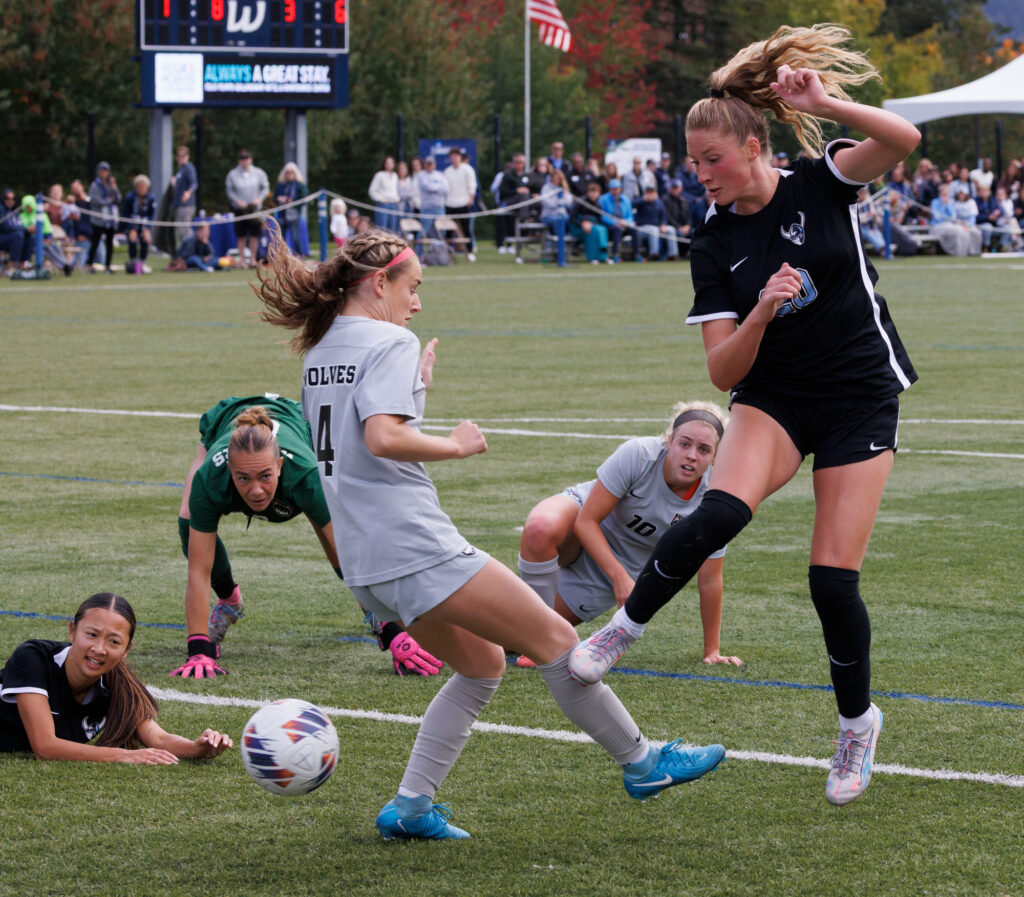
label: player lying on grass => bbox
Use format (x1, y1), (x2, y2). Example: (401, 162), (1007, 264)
(570, 24), (921, 808)
(518, 400), (741, 668)
(172, 396), (443, 679)
(0, 593), (232, 763)
(257, 228), (726, 842)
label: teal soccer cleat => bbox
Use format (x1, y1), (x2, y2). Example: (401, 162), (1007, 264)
(376, 800), (471, 841)
(623, 740), (726, 800)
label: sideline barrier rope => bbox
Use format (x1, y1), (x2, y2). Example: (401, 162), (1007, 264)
(27, 181), (1023, 268)
(63, 188), (326, 230)
(863, 183), (1021, 239)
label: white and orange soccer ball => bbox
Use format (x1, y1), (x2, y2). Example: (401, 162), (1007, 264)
(240, 699), (339, 796)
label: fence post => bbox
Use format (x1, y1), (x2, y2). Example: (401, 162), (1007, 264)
(318, 191), (328, 261)
(35, 192), (45, 272)
(883, 200), (892, 261)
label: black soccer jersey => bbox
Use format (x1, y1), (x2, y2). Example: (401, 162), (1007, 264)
(687, 140), (917, 399)
(0, 640), (110, 752)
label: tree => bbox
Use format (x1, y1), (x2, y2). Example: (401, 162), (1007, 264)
(879, 0), (976, 39)
(0, 0), (147, 192)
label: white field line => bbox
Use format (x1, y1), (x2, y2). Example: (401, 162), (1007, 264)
(0, 404), (200, 419)
(4, 405), (1022, 428)
(423, 425), (635, 441)
(150, 687), (1024, 789)
(8, 259), (1024, 293)
(3, 406), (1024, 458)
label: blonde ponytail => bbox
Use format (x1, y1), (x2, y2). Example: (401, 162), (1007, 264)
(688, 24), (879, 157)
(256, 227), (412, 353)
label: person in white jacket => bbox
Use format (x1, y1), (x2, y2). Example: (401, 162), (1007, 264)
(443, 148), (478, 259)
(368, 157), (401, 234)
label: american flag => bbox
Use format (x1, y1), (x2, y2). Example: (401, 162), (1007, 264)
(528, 0), (572, 52)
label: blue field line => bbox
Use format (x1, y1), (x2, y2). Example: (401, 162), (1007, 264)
(935, 344), (1024, 351)
(1, 314), (239, 328)
(0, 609), (184, 630)
(607, 665), (1024, 711)
(6, 612), (1020, 711)
(337, 635), (378, 646)
(0, 471), (183, 488)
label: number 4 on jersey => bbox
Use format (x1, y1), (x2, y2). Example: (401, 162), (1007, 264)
(316, 405), (335, 476)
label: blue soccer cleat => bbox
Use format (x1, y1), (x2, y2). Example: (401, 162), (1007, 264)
(623, 739), (726, 800)
(375, 799), (471, 841)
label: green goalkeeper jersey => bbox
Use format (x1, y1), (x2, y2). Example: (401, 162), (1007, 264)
(188, 395), (331, 533)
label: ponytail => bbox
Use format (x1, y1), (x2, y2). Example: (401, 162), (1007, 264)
(255, 226), (412, 353)
(95, 660), (159, 749)
(688, 24), (879, 157)
(73, 593), (159, 749)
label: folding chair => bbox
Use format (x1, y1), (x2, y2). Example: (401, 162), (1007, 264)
(399, 218), (429, 256)
(434, 217), (473, 262)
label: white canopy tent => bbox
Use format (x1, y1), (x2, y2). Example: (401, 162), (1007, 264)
(882, 55), (1024, 124)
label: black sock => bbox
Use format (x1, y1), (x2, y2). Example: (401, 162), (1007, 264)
(809, 565), (871, 718)
(210, 567), (238, 602)
(624, 490), (752, 624)
(178, 516), (236, 599)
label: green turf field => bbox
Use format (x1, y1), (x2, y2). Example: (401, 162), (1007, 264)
(1, 252), (1022, 897)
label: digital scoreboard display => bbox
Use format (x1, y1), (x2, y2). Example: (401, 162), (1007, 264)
(138, 0), (348, 107)
(140, 0), (348, 54)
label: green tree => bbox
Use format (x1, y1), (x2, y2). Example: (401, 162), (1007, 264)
(879, 0), (976, 39)
(0, 0), (147, 192)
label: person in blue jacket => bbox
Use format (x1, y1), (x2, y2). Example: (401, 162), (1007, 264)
(122, 175), (157, 275)
(597, 178), (634, 264)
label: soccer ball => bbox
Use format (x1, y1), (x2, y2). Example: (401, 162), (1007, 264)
(240, 699), (339, 796)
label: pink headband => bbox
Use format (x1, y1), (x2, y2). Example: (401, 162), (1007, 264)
(347, 246), (416, 287)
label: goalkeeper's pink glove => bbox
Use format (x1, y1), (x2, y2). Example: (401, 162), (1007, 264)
(389, 634), (444, 676)
(170, 636), (227, 678)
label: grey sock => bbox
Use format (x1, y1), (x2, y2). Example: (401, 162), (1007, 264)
(399, 673), (501, 798)
(538, 649), (649, 767)
(394, 792), (433, 818)
(517, 554), (559, 608)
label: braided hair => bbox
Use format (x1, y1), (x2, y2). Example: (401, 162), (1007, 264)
(255, 226), (412, 352)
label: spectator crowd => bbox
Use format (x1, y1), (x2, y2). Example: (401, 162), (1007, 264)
(365, 142), (1024, 265)
(5, 143), (1024, 278)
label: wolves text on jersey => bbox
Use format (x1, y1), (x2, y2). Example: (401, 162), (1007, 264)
(305, 364), (357, 387)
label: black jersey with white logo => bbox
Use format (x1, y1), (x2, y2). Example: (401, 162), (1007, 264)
(687, 140), (917, 399)
(0, 640), (110, 752)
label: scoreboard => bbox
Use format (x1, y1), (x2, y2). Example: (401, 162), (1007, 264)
(138, 0), (349, 107)
(139, 0), (348, 54)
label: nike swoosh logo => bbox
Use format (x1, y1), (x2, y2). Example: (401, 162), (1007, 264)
(829, 655), (858, 667)
(635, 730), (643, 743)
(632, 773), (674, 789)
(627, 489), (641, 498)
(654, 560), (684, 580)
(869, 442), (889, 451)
(730, 257), (748, 272)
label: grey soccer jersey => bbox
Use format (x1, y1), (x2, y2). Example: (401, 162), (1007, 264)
(302, 317), (468, 587)
(559, 437), (725, 618)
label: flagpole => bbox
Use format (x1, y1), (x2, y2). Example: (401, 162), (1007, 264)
(524, 1), (531, 163)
